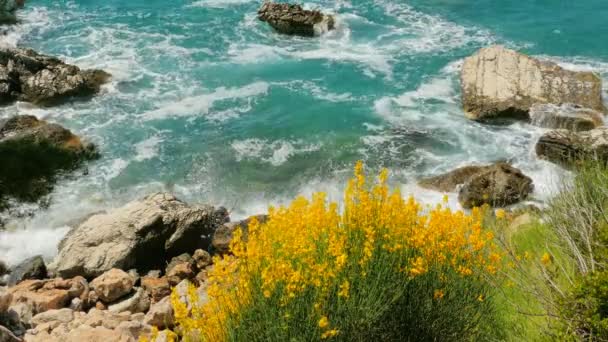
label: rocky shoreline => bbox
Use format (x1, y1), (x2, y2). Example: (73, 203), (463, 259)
(0, 2), (606, 342)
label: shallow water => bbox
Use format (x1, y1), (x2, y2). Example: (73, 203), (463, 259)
(1, 0), (606, 264)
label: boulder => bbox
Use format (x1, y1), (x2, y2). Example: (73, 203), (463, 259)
(419, 162), (533, 208)
(166, 262), (194, 287)
(529, 103), (604, 132)
(536, 127), (608, 166)
(212, 215), (268, 255)
(0, 48), (110, 106)
(31, 308), (74, 327)
(0, 0), (25, 25)
(51, 193), (229, 278)
(0, 325), (20, 342)
(89, 269), (134, 304)
(143, 296), (173, 330)
(0, 115), (98, 206)
(192, 249), (211, 271)
(0, 287), (12, 313)
(9, 280), (70, 314)
(107, 288), (150, 314)
(258, 2), (334, 37)
(24, 325), (134, 342)
(140, 277), (170, 304)
(458, 163), (534, 209)
(0, 261), (8, 277)
(461, 45), (605, 121)
(8, 255), (47, 286)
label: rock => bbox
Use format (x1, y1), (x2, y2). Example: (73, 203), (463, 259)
(420, 162), (533, 208)
(212, 215), (268, 254)
(529, 103), (604, 132)
(89, 269), (134, 304)
(0, 115), (98, 206)
(192, 249), (211, 271)
(52, 193), (228, 279)
(536, 127), (608, 166)
(458, 163), (534, 209)
(116, 320), (150, 341)
(0, 0), (25, 25)
(0, 325), (20, 342)
(68, 298), (82, 312)
(9, 280), (69, 314)
(140, 277), (170, 304)
(7, 303), (33, 326)
(419, 166), (492, 193)
(258, 2), (334, 37)
(107, 288), (150, 314)
(24, 325), (134, 342)
(145, 270), (161, 279)
(143, 296), (173, 330)
(0, 287), (12, 313)
(0, 261), (8, 277)
(0, 48), (110, 106)
(461, 45), (605, 121)
(31, 308), (74, 327)
(166, 263), (194, 286)
(164, 253), (192, 275)
(8, 256), (47, 286)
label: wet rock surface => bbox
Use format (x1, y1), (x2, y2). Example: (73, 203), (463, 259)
(258, 2), (334, 37)
(0, 48), (110, 106)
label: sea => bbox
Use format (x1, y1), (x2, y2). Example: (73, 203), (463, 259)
(1, 0), (607, 265)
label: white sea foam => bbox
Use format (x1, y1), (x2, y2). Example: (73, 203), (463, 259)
(190, 0), (253, 9)
(143, 81), (269, 120)
(134, 136), (163, 162)
(232, 138), (322, 166)
(0, 226), (70, 266)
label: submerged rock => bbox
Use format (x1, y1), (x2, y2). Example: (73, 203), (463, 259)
(536, 127), (608, 166)
(419, 162), (534, 208)
(51, 193), (228, 279)
(461, 45), (605, 121)
(0, 115), (98, 206)
(258, 2), (334, 37)
(529, 103), (604, 131)
(0, 48), (110, 106)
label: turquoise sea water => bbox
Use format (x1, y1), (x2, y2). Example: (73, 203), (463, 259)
(1, 0), (607, 264)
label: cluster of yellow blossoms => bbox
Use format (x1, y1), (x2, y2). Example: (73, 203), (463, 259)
(172, 162), (501, 341)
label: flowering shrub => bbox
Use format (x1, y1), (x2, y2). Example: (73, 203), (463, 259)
(172, 162), (503, 341)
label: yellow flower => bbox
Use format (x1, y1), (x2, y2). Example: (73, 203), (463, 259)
(541, 252), (552, 265)
(318, 316), (330, 329)
(338, 280), (350, 298)
(495, 209), (506, 219)
(477, 294), (485, 302)
(433, 289), (445, 300)
(321, 329), (339, 339)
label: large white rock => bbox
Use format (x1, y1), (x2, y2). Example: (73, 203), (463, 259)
(51, 193), (228, 278)
(461, 45), (605, 121)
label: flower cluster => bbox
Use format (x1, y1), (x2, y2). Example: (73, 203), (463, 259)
(172, 162), (501, 341)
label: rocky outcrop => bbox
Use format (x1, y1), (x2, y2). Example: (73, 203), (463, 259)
(536, 127), (608, 166)
(0, 0), (25, 25)
(212, 215), (268, 254)
(461, 45), (605, 121)
(529, 104), (604, 132)
(89, 269), (134, 304)
(0, 48), (110, 106)
(7, 256), (47, 286)
(51, 193), (228, 279)
(0, 115), (98, 206)
(258, 2), (334, 37)
(419, 162), (534, 208)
